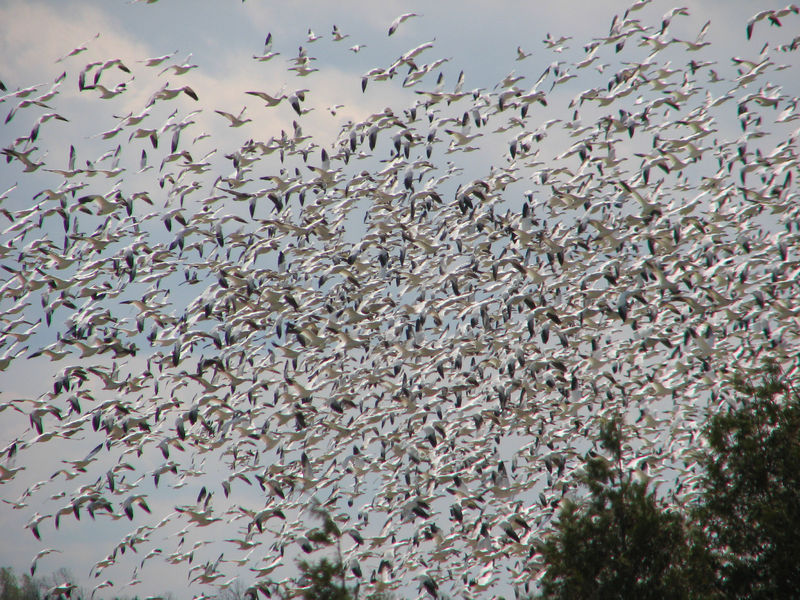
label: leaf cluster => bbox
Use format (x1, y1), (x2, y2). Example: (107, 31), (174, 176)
(0, 568), (40, 600)
(696, 365), (800, 598)
(536, 418), (715, 600)
(536, 365), (800, 599)
(294, 559), (352, 600)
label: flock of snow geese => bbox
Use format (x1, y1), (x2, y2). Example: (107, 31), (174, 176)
(1, 1), (800, 598)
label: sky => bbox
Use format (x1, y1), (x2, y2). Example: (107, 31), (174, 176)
(1, 1), (799, 599)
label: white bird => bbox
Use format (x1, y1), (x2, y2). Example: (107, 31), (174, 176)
(287, 90), (308, 115)
(140, 51), (178, 66)
(214, 107), (252, 127)
(389, 12), (419, 36)
(746, 5), (799, 40)
(159, 53), (197, 76)
(254, 33), (279, 61)
(55, 32), (100, 62)
(331, 24), (349, 41)
(245, 89), (286, 107)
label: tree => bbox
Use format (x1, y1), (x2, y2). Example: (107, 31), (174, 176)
(293, 559), (352, 600)
(535, 417), (716, 599)
(0, 568), (40, 600)
(695, 363), (800, 598)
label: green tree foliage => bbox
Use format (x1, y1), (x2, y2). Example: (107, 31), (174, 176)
(294, 559), (352, 600)
(0, 566), (157, 600)
(695, 364), (800, 598)
(0, 568), (40, 600)
(535, 417), (715, 599)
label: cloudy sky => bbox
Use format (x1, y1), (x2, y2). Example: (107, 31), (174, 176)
(1, 0), (799, 598)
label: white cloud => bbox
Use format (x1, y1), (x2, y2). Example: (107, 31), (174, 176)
(0, 1), (152, 85)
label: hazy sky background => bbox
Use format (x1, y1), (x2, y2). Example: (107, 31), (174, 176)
(1, 1), (799, 598)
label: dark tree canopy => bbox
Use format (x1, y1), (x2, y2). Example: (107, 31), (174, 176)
(536, 366), (800, 599)
(535, 417), (715, 600)
(0, 568), (40, 600)
(696, 364), (800, 598)
(293, 559), (352, 600)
